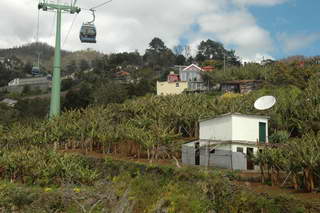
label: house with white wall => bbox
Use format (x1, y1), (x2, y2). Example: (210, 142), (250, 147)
(179, 64), (203, 82)
(7, 77), (51, 93)
(8, 77), (50, 87)
(182, 113), (269, 170)
(1, 98), (18, 107)
(157, 64), (209, 95)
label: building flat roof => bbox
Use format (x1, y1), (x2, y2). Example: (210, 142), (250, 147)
(222, 80), (263, 84)
(183, 139), (260, 147)
(199, 112), (270, 122)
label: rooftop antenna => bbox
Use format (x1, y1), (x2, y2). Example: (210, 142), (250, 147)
(254, 95), (276, 110)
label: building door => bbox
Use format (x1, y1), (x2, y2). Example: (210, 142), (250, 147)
(195, 142), (200, 165)
(259, 122), (266, 143)
(247, 148), (254, 170)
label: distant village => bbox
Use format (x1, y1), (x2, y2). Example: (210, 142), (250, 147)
(0, 60), (264, 107)
(157, 63), (261, 96)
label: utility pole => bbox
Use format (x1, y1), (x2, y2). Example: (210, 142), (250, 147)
(37, 53), (40, 68)
(38, 1), (80, 118)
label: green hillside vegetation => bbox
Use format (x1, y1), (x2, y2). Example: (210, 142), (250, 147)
(1, 76), (320, 189)
(1, 38), (320, 211)
(1, 150), (317, 212)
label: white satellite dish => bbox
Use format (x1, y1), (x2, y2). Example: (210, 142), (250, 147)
(254, 96), (276, 110)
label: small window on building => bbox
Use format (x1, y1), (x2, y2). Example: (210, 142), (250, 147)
(176, 83), (179, 87)
(236, 147), (244, 153)
(210, 149), (215, 154)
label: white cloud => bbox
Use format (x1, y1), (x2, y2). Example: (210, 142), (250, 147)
(197, 10), (274, 61)
(278, 32), (320, 52)
(241, 53), (274, 63)
(232, 0), (288, 7)
(0, 0), (285, 62)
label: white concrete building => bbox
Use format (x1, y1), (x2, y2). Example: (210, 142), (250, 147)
(182, 113), (269, 170)
(8, 77), (50, 87)
(200, 113), (269, 144)
(1, 98), (18, 107)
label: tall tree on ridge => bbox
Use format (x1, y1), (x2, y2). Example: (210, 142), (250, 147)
(143, 37), (175, 69)
(196, 39), (240, 67)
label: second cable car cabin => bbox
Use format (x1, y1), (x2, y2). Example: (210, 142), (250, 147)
(80, 23), (97, 43)
(31, 66), (40, 76)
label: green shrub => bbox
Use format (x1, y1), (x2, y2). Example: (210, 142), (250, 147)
(0, 183), (38, 210)
(0, 148), (100, 186)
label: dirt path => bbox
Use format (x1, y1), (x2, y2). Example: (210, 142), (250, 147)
(61, 149), (175, 166)
(236, 180), (320, 204)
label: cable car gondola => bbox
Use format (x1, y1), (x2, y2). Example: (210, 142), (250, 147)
(31, 66), (40, 76)
(80, 9), (97, 43)
(79, 1), (112, 44)
(31, 53), (41, 76)
(80, 23), (97, 43)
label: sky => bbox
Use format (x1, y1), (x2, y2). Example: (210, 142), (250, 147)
(0, 0), (319, 62)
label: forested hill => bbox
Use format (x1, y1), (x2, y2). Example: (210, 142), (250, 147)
(0, 42), (69, 61)
(0, 42), (103, 74)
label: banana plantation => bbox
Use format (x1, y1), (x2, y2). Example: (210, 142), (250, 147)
(1, 74), (320, 194)
(1, 58), (320, 211)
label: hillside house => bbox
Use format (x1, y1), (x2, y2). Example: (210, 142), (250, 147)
(202, 66), (215, 72)
(220, 80), (262, 94)
(1, 98), (18, 107)
(182, 113), (269, 170)
(114, 71), (132, 83)
(157, 71), (188, 95)
(167, 72), (180, 82)
(8, 77), (50, 87)
(7, 77), (51, 93)
(157, 64), (209, 95)
(179, 64), (203, 82)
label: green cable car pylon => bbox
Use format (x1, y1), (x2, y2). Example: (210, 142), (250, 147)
(38, 1), (81, 118)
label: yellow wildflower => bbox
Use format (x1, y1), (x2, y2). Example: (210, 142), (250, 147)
(44, 187), (52, 192)
(73, 187), (81, 193)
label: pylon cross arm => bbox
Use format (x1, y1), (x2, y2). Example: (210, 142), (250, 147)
(38, 3), (81, 14)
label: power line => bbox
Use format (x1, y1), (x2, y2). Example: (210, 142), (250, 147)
(33, 0), (41, 68)
(90, 0), (112, 10)
(72, 0), (78, 7)
(79, 0), (113, 11)
(36, 6), (41, 67)
(50, 12), (56, 37)
(62, 13), (78, 47)
(36, 2), (40, 43)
